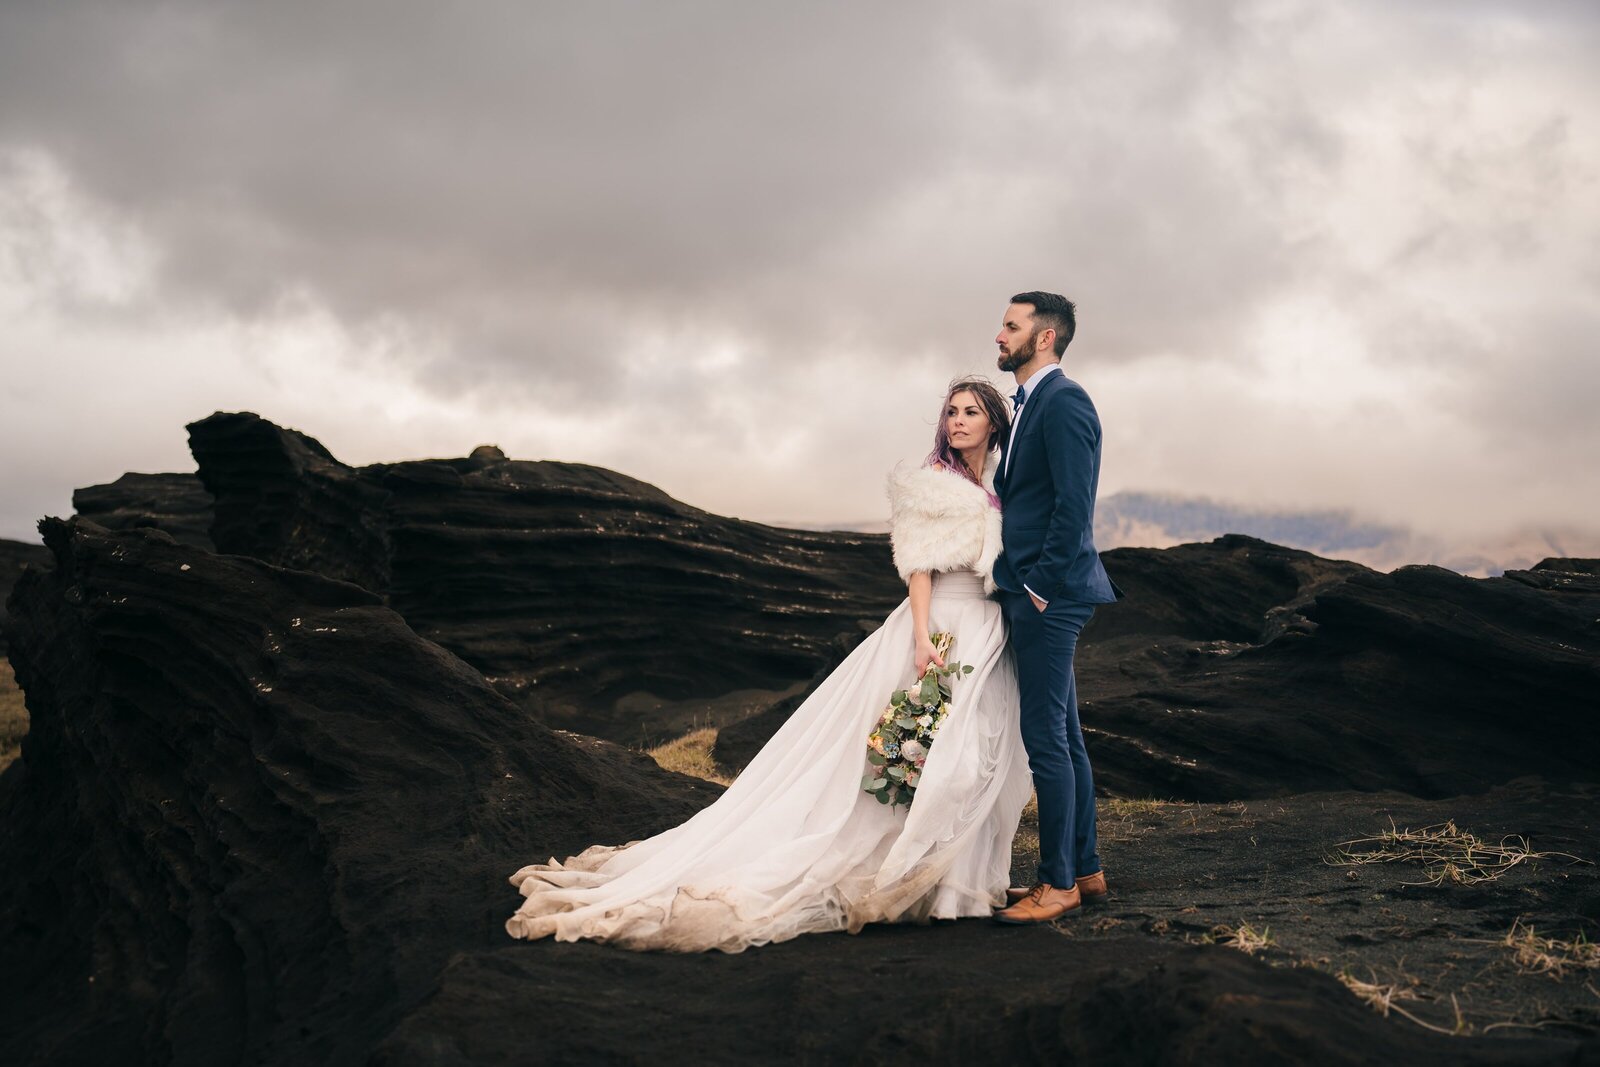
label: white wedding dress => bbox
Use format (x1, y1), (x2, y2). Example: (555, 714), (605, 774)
(506, 457), (1030, 953)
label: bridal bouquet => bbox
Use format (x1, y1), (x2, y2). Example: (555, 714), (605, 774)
(861, 631), (972, 809)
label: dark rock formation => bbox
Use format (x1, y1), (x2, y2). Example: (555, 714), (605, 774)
(1085, 535), (1370, 645)
(0, 537), (50, 653)
(1078, 553), (1600, 801)
(3, 522), (1593, 1062)
(71, 471), (216, 550)
(373, 923), (1578, 1065)
(716, 536), (1600, 803)
(188, 412), (393, 592)
(712, 627), (872, 772)
(0, 518), (717, 1065)
(185, 412), (906, 743)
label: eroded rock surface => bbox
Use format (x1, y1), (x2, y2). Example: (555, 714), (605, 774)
(185, 412), (906, 743)
(0, 518), (717, 1065)
(72, 471), (216, 550)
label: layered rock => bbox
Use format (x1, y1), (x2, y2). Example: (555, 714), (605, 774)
(716, 536), (1600, 802)
(1077, 552), (1600, 800)
(71, 471), (216, 550)
(185, 412), (906, 742)
(0, 518), (717, 1065)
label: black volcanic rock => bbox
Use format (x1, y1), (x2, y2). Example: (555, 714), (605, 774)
(373, 924), (1576, 1065)
(6, 521), (1585, 1064)
(0, 537), (50, 653)
(712, 627), (872, 772)
(714, 536), (1600, 803)
(1079, 557), (1600, 801)
(0, 518), (717, 1065)
(1087, 534), (1369, 645)
(188, 412), (393, 592)
(185, 412), (906, 742)
(71, 471), (216, 550)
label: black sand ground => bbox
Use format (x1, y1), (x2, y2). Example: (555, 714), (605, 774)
(1010, 778), (1600, 1039)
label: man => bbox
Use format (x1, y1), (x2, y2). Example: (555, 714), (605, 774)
(989, 290), (1122, 925)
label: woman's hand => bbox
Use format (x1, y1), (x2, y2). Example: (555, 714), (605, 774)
(914, 633), (946, 676)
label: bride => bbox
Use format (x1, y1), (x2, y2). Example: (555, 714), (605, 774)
(505, 377), (1031, 952)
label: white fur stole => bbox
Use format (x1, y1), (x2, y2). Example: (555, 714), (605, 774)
(885, 449), (1003, 594)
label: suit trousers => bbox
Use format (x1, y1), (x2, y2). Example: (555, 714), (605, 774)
(1003, 592), (1100, 887)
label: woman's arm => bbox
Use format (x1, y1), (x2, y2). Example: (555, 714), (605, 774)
(906, 571), (946, 674)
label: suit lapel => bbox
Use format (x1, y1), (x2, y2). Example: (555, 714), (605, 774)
(1003, 368), (1063, 486)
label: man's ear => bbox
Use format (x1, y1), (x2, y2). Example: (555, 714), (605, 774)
(1038, 327), (1055, 354)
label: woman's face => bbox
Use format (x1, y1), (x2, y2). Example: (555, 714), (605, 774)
(944, 390), (992, 453)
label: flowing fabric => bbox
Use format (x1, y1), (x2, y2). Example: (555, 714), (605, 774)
(505, 568), (1031, 953)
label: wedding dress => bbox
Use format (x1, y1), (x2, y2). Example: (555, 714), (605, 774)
(505, 450), (1031, 952)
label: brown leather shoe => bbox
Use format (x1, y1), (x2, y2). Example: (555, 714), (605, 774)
(1074, 870), (1109, 905)
(992, 882), (1082, 924)
(1004, 871), (1109, 906)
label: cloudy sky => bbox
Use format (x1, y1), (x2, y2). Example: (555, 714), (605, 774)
(1, 1), (1596, 547)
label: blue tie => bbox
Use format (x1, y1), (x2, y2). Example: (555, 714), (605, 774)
(1012, 386), (1026, 412)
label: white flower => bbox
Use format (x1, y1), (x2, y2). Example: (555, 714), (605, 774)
(916, 714), (933, 728)
(900, 740), (925, 762)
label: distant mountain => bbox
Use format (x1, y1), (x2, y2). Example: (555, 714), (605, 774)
(782, 491), (1600, 577)
(1094, 492), (1600, 577)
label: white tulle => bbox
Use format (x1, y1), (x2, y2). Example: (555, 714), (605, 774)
(505, 569), (1031, 953)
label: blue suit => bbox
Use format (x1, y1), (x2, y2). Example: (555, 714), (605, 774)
(994, 367), (1121, 888)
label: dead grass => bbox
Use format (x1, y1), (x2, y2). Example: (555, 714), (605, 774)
(0, 659), (26, 772)
(1211, 921), (1275, 956)
(1103, 797), (1172, 817)
(646, 727), (732, 786)
(1337, 967), (1469, 1036)
(1489, 919), (1600, 980)
(1327, 818), (1588, 887)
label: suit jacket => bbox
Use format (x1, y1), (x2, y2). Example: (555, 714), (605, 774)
(993, 369), (1121, 604)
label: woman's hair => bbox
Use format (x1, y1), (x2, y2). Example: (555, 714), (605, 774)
(927, 376), (1011, 488)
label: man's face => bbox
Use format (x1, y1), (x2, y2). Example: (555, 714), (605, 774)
(995, 303), (1039, 373)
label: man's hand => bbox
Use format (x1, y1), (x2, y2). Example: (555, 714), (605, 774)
(1029, 591), (1047, 613)
(914, 634), (946, 675)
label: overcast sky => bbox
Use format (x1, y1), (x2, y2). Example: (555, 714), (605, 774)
(2, 1), (1596, 546)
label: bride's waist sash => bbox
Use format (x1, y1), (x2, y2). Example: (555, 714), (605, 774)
(929, 569), (987, 601)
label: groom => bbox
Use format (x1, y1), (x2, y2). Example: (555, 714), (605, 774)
(989, 291), (1122, 925)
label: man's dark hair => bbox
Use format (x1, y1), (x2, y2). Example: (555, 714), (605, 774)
(1011, 291), (1076, 356)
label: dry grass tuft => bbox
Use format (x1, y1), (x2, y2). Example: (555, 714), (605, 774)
(646, 727), (732, 786)
(1327, 818), (1588, 887)
(1337, 968), (1469, 1036)
(1103, 797), (1171, 817)
(1213, 921), (1275, 955)
(0, 660), (27, 772)
(1492, 919), (1600, 979)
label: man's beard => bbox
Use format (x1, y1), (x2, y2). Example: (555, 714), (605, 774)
(996, 331), (1037, 373)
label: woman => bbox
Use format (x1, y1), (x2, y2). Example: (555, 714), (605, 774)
(505, 377), (1028, 952)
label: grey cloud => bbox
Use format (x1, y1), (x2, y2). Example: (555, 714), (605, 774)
(0, 0), (1596, 542)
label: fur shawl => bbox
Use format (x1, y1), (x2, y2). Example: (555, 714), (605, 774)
(885, 449), (1003, 594)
